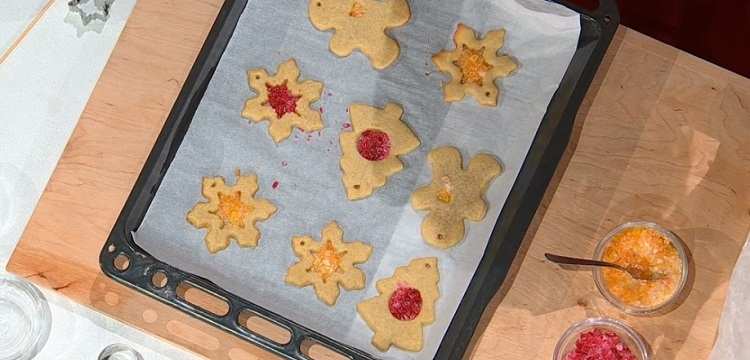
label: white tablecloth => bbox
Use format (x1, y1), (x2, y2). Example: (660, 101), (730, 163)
(0, 1), (197, 359)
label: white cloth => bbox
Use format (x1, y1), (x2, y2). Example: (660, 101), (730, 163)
(0, 1), (196, 359)
(710, 233), (750, 360)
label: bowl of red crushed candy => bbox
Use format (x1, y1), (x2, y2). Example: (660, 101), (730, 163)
(553, 318), (650, 360)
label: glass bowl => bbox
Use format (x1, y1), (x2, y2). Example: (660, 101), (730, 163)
(553, 317), (650, 360)
(593, 221), (690, 316)
(0, 272), (52, 360)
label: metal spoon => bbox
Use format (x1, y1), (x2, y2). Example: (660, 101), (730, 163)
(544, 253), (663, 281)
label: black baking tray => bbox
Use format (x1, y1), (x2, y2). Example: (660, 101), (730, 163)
(100, 0), (619, 358)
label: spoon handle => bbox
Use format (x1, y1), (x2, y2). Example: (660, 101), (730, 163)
(544, 253), (621, 269)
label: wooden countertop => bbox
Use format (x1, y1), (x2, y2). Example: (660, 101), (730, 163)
(8, 1), (750, 359)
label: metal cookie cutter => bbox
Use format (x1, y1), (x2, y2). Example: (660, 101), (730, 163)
(68, 0), (115, 26)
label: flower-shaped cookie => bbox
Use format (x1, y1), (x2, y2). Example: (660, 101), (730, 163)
(309, 0), (411, 69)
(357, 257), (439, 352)
(340, 102), (420, 200)
(432, 23), (518, 106)
(411, 147), (502, 248)
(187, 170), (277, 253)
(242, 59), (324, 143)
(285, 221), (373, 305)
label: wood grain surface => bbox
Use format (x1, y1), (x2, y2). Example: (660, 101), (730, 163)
(7, 1), (750, 359)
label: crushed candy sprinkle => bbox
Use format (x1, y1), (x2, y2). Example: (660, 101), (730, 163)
(356, 129), (391, 161)
(263, 80), (302, 119)
(564, 328), (636, 360)
(388, 286), (422, 321)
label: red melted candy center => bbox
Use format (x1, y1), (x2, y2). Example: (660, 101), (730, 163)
(388, 286), (422, 321)
(564, 328), (636, 360)
(356, 129), (391, 161)
(265, 81), (301, 119)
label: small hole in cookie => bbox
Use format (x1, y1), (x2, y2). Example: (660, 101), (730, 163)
(353, 184), (360, 190)
(424, 263), (431, 269)
(485, 91), (491, 97)
(300, 241), (305, 246)
(437, 233), (444, 240)
(210, 182), (216, 187)
(316, 1), (321, 6)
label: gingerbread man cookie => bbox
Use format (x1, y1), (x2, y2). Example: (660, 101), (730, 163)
(309, 0), (411, 69)
(432, 23), (518, 106)
(357, 257), (439, 352)
(340, 102), (420, 200)
(187, 170), (277, 253)
(242, 59), (324, 143)
(411, 147), (502, 248)
(285, 221), (373, 305)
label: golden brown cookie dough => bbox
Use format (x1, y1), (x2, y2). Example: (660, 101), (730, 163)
(285, 221), (373, 305)
(411, 147), (502, 248)
(340, 102), (420, 200)
(432, 23), (518, 106)
(186, 170), (277, 253)
(357, 257), (439, 352)
(308, 0), (411, 69)
(242, 59), (324, 143)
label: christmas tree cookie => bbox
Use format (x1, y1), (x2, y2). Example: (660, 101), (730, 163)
(340, 102), (419, 200)
(357, 257), (439, 352)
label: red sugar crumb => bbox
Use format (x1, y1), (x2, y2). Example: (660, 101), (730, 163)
(281, 160), (288, 167)
(271, 180), (280, 189)
(388, 286), (422, 321)
(319, 107), (324, 113)
(564, 329), (636, 360)
(356, 129), (391, 161)
(342, 123), (351, 129)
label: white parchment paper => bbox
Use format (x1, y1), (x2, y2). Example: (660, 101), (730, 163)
(710, 233), (750, 360)
(134, 0), (580, 358)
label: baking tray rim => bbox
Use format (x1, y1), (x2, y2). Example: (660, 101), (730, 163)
(99, 0), (621, 359)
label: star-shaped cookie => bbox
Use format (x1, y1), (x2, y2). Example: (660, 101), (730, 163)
(340, 102), (420, 200)
(309, 0), (411, 69)
(242, 59), (324, 143)
(357, 257), (439, 352)
(187, 170), (277, 253)
(432, 23), (518, 106)
(285, 221), (373, 305)
(411, 147), (502, 248)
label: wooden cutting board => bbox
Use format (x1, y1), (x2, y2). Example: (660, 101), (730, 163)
(8, 0), (750, 358)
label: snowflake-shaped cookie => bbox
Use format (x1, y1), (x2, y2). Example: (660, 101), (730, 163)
(187, 170), (277, 253)
(432, 23), (518, 106)
(285, 221), (373, 305)
(357, 257), (439, 352)
(309, 0), (411, 69)
(242, 59), (324, 143)
(340, 103), (420, 200)
(411, 147), (502, 248)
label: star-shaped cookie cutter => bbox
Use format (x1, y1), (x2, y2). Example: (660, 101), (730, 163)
(68, 0), (114, 26)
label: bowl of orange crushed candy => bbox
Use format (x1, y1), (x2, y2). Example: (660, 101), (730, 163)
(593, 221), (689, 315)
